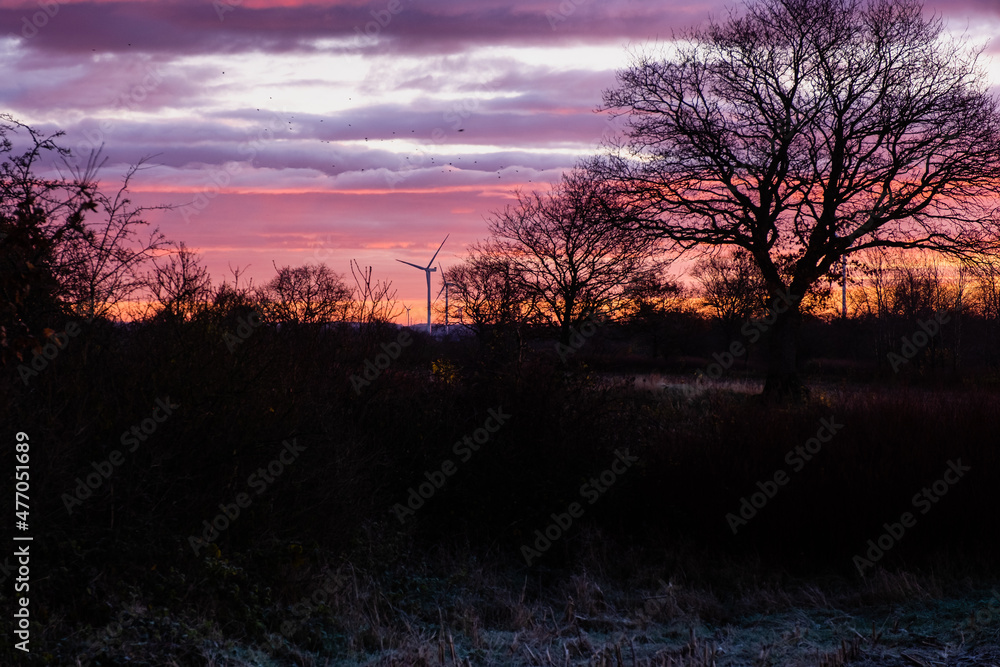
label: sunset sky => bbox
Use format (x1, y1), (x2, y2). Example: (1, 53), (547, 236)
(3, 0), (999, 318)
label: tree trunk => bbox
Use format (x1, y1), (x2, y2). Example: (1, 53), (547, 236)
(559, 319), (572, 346)
(762, 300), (809, 401)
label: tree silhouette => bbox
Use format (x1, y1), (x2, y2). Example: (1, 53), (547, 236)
(258, 262), (352, 324)
(148, 242), (213, 321)
(597, 0), (1000, 397)
(444, 244), (539, 362)
(53, 156), (170, 321)
(485, 167), (666, 345)
(692, 248), (768, 339)
(0, 116), (97, 364)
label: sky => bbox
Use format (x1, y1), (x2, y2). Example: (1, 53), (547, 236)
(2, 0), (999, 321)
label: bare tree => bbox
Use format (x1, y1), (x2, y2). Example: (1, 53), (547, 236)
(444, 244), (540, 360)
(853, 248), (961, 319)
(258, 262), (352, 324)
(851, 247), (964, 368)
(692, 248), (768, 337)
(597, 0), (1000, 396)
(148, 242), (212, 321)
(964, 253), (1000, 367)
(850, 248), (894, 322)
(618, 268), (688, 320)
(53, 155), (171, 321)
(966, 254), (1000, 323)
(348, 260), (403, 327)
(617, 267), (690, 360)
(0, 116), (98, 363)
(211, 264), (258, 320)
(486, 167), (667, 345)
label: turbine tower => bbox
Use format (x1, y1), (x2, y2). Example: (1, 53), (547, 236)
(436, 265), (455, 332)
(397, 234), (448, 335)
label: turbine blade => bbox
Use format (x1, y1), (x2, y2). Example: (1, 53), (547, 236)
(428, 234), (449, 267)
(396, 259), (426, 270)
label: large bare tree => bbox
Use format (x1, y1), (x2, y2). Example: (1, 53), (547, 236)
(486, 167), (666, 345)
(597, 0), (1000, 396)
(444, 244), (540, 361)
(258, 262), (352, 324)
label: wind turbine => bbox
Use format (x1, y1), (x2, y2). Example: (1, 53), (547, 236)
(436, 264), (455, 333)
(403, 304), (412, 327)
(397, 234), (448, 335)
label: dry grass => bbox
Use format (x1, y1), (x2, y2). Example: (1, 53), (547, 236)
(7, 316), (1000, 666)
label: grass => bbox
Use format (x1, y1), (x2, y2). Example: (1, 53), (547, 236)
(30, 530), (1000, 665)
(4, 315), (1000, 665)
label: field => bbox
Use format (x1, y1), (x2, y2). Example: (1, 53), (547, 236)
(3, 313), (1000, 666)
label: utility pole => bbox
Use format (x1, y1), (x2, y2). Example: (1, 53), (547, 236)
(436, 269), (454, 334)
(842, 255), (847, 319)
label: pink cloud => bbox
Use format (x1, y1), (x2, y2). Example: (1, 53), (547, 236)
(4, 0), (997, 325)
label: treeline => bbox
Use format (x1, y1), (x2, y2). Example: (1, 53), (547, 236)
(7, 114), (1000, 392)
